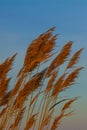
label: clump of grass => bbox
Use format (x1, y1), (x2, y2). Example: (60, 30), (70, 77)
(0, 27), (83, 130)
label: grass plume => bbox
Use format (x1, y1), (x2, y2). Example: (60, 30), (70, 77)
(0, 27), (83, 130)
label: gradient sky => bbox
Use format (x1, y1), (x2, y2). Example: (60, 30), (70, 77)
(0, 0), (87, 130)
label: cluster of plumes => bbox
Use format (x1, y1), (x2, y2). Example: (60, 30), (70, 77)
(0, 27), (84, 130)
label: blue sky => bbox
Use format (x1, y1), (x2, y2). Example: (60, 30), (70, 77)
(0, 0), (87, 129)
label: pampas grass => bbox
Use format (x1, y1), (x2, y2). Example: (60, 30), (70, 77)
(0, 27), (83, 130)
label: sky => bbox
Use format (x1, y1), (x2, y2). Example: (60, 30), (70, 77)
(0, 0), (87, 129)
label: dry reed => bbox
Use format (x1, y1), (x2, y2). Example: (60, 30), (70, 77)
(0, 27), (83, 130)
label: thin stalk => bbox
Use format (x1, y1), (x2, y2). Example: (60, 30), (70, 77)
(38, 92), (48, 130)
